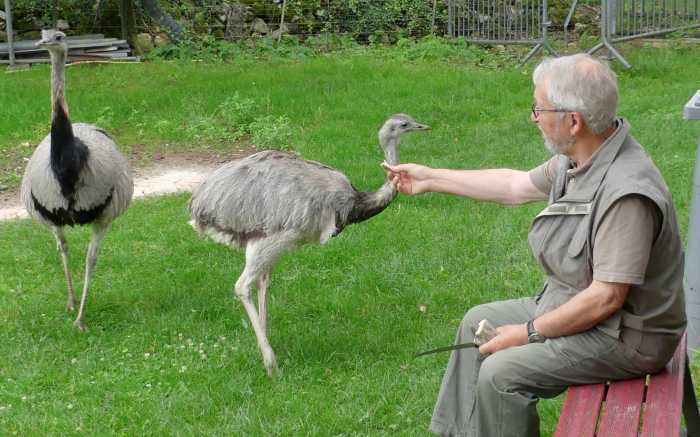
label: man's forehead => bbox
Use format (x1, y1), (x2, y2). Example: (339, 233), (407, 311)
(534, 83), (548, 103)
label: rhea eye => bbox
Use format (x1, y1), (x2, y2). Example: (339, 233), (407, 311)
(400, 122), (408, 128)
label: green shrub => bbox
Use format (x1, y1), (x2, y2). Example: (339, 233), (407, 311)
(248, 115), (293, 149)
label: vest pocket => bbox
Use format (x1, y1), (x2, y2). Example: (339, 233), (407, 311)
(566, 220), (588, 257)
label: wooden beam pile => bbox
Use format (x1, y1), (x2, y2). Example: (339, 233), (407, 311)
(0, 34), (139, 64)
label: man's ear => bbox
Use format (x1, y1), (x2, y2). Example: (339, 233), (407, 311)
(570, 112), (585, 136)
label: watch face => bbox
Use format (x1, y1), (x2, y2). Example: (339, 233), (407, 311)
(529, 333), (545, 343)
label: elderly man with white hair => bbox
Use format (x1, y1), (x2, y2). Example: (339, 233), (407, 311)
(385, 53), (686, 437)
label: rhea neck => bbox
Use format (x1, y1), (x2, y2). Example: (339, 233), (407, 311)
(381, 135), (400, 167)
(373, 132), (401, 209)
(47, 46), (89, 200)
(346, 133), (401, 225)
(49, 47), (75, 150)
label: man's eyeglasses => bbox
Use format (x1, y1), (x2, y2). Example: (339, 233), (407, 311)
(531, 103), (570, 119)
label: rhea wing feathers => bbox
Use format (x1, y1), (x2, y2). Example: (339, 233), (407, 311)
(189, 151), (359, 239)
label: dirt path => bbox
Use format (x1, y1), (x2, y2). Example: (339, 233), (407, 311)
(0, 153), (239, 221)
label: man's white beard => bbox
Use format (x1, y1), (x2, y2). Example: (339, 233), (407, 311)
(543, 134), (575, 155)
(541, 125), (575, 155)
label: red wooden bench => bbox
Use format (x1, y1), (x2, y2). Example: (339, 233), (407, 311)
(554, 332), (700, 437)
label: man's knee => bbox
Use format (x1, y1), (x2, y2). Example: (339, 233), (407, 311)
(477, 353), (513, 394)
(462, 304), (489, 335)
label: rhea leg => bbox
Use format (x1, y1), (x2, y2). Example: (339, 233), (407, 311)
(52, 226), (76, 312)
(234, 233), (297, 376)
(73, 224), (109, 331)
(258, 271), (271, 334)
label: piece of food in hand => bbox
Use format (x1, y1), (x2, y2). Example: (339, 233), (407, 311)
(474, 319), (498, 345)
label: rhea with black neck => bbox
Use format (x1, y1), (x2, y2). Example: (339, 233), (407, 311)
(20, 29), (134, 331)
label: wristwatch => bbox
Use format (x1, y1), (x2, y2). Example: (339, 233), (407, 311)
(527, 319), (546, 343)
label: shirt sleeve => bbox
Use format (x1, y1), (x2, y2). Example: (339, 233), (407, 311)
(592, 195), (661, 285)
(528, 156), (558, 195)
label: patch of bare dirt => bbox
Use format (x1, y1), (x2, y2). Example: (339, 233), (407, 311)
(0, 151), (251, 221)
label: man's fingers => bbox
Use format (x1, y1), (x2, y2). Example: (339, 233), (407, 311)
(478, 341), (491, 355)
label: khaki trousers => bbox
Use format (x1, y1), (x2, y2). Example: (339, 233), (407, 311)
(429, 297), (666, 437)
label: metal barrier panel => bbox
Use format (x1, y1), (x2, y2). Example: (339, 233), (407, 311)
(609, 0), (700, 41)
(449, 0), (544, 43)
(591, 0), (700, 68)
(448, 0), (558, 63)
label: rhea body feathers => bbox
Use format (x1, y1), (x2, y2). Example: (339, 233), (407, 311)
(20, 29), (133, 331)
(22, 122), (132, 227)
(189, 150), (396, 247)
(188, 113), (429, 375)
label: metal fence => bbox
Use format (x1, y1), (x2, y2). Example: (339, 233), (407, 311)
(449, 0), (699, 67)
(590, 0), (700, 67)
(448, 0), (558, 63)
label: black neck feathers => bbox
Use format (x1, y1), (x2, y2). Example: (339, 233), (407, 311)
(50, 100), (88, 199)
(344, 187), (397, 228)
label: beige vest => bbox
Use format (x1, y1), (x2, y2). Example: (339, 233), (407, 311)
(528, 119), (686, 357)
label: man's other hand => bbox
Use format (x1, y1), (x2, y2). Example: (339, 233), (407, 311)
(478, 323), (529, 354)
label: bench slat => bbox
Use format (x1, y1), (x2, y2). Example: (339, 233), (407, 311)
(640, 333), (687, 437)
(597, 377), (645, 437)
(553, 383), (605, 437)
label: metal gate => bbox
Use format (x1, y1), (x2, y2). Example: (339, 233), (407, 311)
(450, 0), (700, 67)
(590, 0), (700, 67)
(448, 0), (557, 63)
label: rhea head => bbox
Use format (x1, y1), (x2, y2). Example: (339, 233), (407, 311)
(378, 113), (430, 166)
(36, 29), (69, 54)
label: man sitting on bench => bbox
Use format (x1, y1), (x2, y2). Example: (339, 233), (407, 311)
(384, 53), (687, 437)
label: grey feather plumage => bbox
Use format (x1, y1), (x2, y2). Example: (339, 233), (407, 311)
(189, 150), (359, 246)
(21, 123), (133, 225)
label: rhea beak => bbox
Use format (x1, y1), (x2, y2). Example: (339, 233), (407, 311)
(413, 123), (431, 131)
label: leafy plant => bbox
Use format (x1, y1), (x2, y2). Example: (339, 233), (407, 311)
(248, 115), (293, 149)
(218, 93), (258, 130)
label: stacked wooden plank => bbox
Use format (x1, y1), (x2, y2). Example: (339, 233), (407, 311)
(0, 34), (139, 64)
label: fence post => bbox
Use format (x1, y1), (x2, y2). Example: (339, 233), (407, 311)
(588, 0), (631, 68)
(608, 0), (617, 36)
(448, 0), (454, 37)
(4, 0), (15, 67)
(684, 90), (700, 355)
(520, 0), (558, 65)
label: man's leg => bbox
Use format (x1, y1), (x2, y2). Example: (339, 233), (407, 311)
(430, 297), (537, 437)
(475, 328), (648, 437)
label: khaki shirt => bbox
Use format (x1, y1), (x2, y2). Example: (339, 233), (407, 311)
(529, 157), (660, 285)
(525, 119), (686, 361)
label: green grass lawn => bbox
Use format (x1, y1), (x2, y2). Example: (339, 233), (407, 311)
(1, 43), (699, 435)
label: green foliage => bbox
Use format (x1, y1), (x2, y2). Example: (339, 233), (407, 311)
(8, 0), (95, 31)
(154, 0), (448, 41)
(323, 0), (447, 41)
(172, 93), (294, 148)
(248, 114), (293, 149)
(218, 93), (258, 128)
(383, 35), (518, 67)
(145, 33), (518, 70)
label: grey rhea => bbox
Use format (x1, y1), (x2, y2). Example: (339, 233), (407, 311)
(188, 114), (430, 375)
(20, 29), (134, 331)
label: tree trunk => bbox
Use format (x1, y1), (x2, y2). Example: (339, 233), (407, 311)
(136, 0), (182, 41)
(118, 0), (137, 42)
